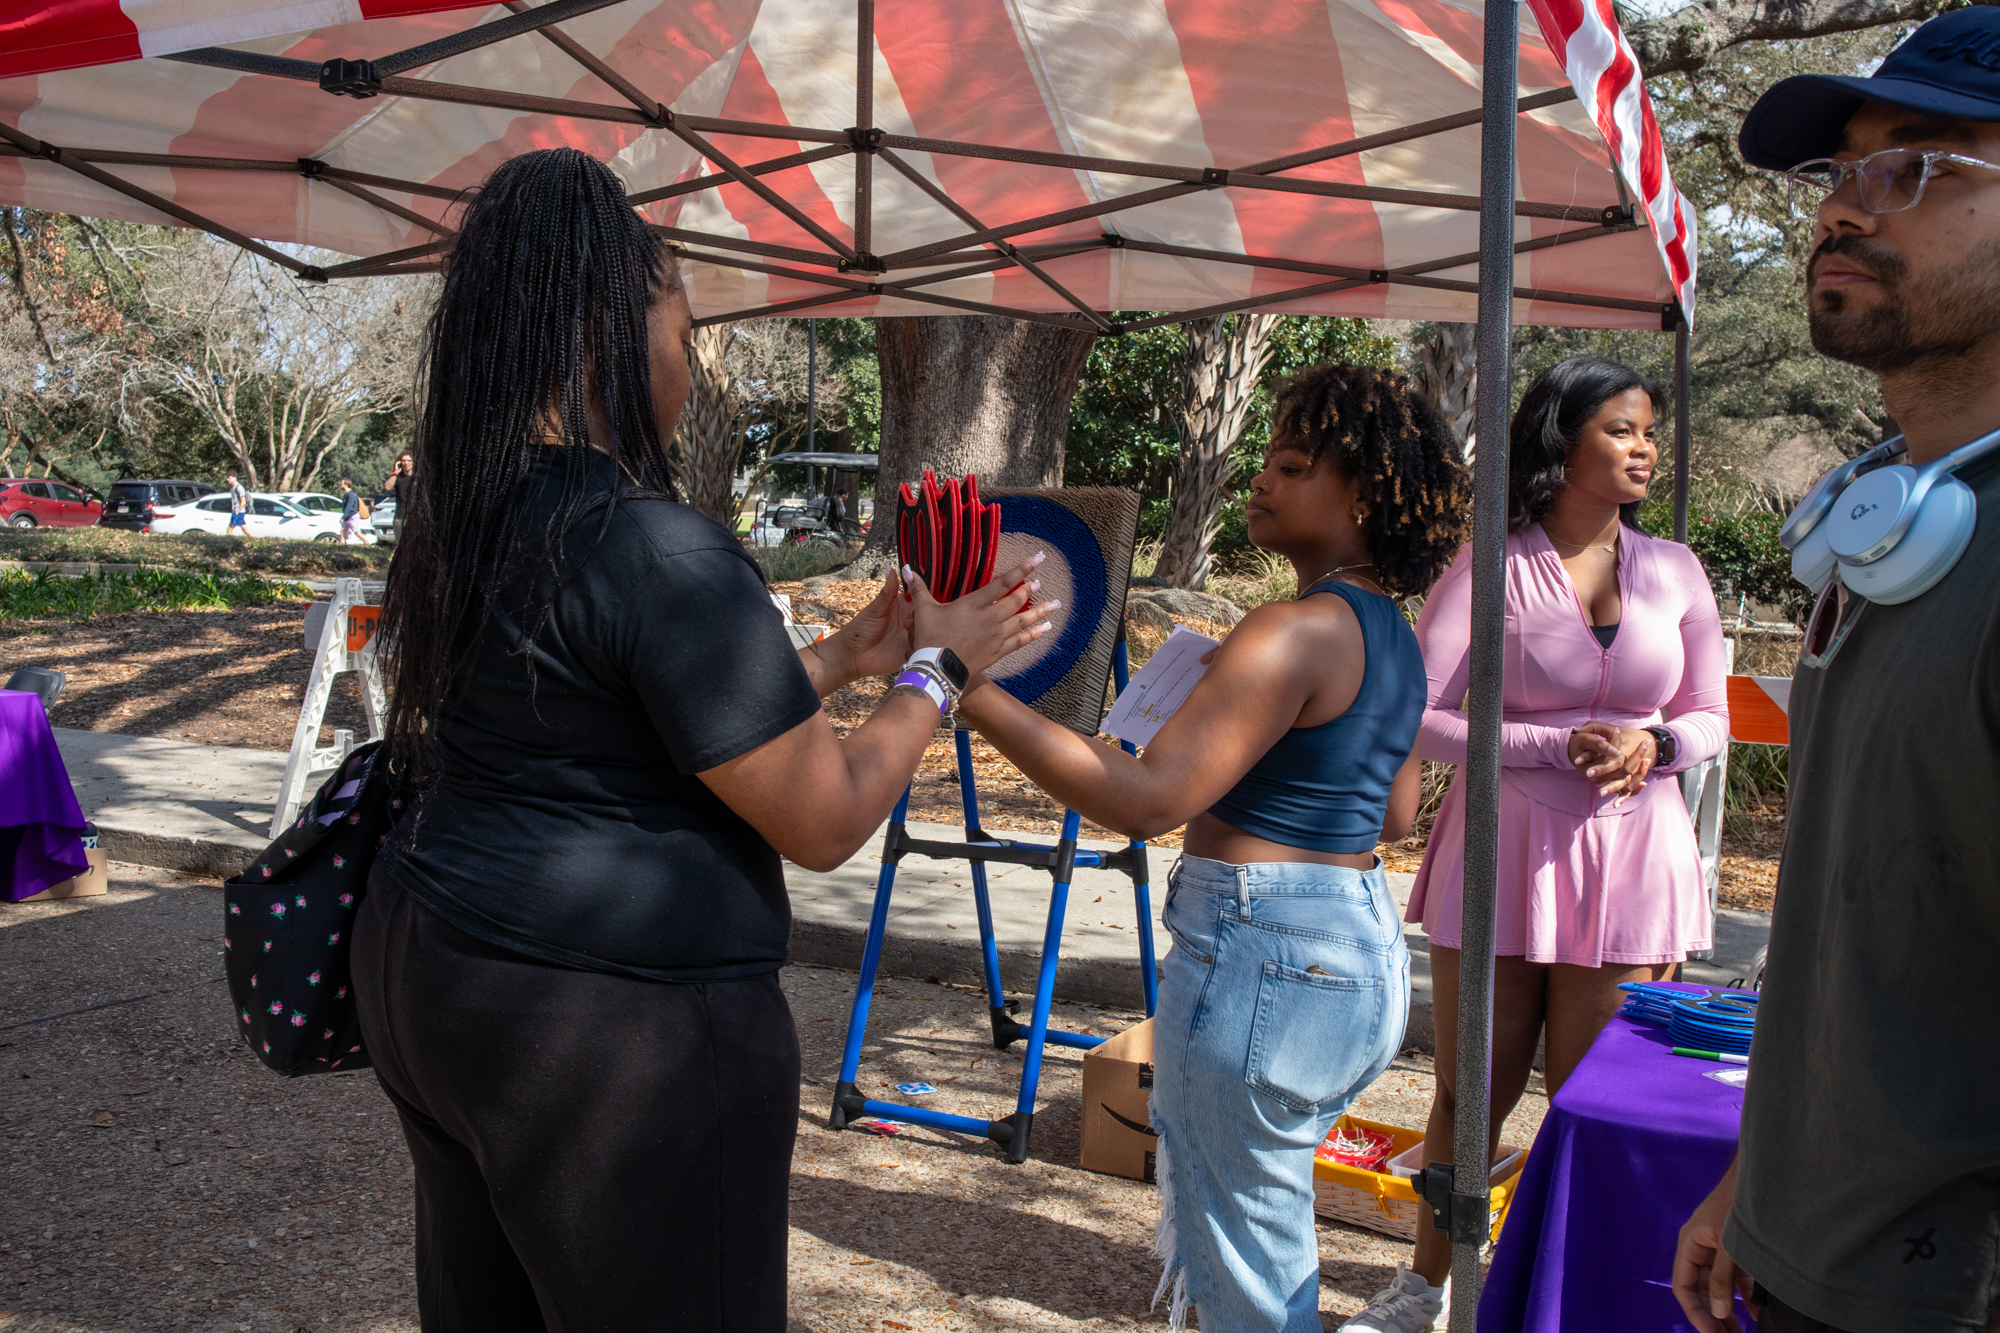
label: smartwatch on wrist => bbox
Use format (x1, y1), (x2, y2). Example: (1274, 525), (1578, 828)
(908, 646), (969, 692)
(1643, 725), (1677, 768)
(894, 648), (969, 717)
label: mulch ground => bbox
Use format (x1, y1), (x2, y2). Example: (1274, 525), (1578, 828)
(1, 869), (1545, 1332)
(1, 582), (1784, 899)
(0, 605), (371, 752)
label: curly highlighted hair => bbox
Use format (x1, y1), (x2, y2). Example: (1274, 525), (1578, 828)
(1268, 363), (1472, 598)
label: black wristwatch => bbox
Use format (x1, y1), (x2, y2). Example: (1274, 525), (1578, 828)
(1643, 726), (1677, 768)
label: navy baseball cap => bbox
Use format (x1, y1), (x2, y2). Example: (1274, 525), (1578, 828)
(1740, 7), (2000, 171)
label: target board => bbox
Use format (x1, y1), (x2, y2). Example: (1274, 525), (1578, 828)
(980, 487), (1140, 735)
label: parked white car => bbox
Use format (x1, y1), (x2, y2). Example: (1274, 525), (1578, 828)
(277, 492), (380, 544)
(151, 492), (346, 541)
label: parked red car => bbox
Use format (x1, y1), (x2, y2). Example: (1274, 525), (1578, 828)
(1, 478), (103, 528)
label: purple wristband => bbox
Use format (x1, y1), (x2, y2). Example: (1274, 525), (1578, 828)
(894, 669), (948, 714)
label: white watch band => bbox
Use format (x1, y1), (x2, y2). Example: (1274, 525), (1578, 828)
(893, 666), (950, 714)
(902, 648), (962, 703)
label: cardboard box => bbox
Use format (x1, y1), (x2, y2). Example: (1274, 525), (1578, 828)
(23, 847), (108, 901)
(1080, 1018), (1157, 1182)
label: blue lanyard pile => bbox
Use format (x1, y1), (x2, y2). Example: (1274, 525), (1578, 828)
(1616, 981), (1682, 1026)
(1668, 992), (1759, 1055)
(1618, 982), (1761, 1055)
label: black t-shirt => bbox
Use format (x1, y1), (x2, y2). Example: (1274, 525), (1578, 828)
(391, 471), (412, 508)
(381, 449), (822, 981)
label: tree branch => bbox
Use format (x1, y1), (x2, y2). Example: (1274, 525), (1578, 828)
(1628, 0), (1956, 78)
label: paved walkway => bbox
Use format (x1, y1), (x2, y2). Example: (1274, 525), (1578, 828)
(50, 728), (1769, 1053)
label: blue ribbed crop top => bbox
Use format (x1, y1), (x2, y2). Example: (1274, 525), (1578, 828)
(1205, 581), (1426, 855)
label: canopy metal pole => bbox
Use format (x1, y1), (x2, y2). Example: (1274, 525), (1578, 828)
(1674, 324), (1691, 542)
(1452, 0), (1518, 1324)
(808, 318), (819, 453)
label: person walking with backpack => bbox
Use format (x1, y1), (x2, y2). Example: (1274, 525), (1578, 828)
(337, 478), (360, 544)
(1674, 11), (2000, 1332)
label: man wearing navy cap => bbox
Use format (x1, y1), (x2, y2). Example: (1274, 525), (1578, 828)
(1674, 8), (2000, 1332)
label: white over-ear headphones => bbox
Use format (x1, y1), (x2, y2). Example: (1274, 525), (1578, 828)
(1781, 426), (2000, 605)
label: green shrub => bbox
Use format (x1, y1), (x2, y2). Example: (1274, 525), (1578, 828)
(1640, 506), (1812, 626)
(0, 567), (313, 625)
(0, 528), (392, 577)
(751, 540), (855, 584)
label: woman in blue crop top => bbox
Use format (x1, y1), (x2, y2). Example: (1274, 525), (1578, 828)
(960, 365), (1470, 1333)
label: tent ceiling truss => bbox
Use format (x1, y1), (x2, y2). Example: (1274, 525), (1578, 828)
(0, 0), (1683, 334)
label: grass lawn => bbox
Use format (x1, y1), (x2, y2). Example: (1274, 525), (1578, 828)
(0, 526), (392, 576)
(0, 566), (312, 627)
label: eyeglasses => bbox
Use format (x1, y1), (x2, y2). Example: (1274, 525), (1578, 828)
(1799, 577), (1865, 670)
(1785, 147), (2000, 220)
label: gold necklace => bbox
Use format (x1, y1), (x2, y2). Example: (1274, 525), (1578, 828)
(1300, 560), (1387, 595)
(1544, 526), (1618, 556)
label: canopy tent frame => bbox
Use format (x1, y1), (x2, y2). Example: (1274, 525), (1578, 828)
(1, 0), (1701, 1321)
(0, 0), (1685, 337)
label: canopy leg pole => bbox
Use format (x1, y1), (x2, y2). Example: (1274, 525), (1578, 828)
(854, 0), (874, 265)
(1451, 0), (1519, 1324)
(1674, 324), (1691, 543)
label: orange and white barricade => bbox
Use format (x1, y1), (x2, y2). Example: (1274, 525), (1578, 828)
(1681, 669), (1791, 955)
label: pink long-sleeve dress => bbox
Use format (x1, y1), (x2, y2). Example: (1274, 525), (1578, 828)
(1406, 525), (1730, 965)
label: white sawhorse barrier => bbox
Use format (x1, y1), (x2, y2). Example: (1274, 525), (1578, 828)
(272, 577), (385, 837)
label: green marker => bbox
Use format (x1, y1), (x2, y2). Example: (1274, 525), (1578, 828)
(1672, 1047), (1749, 1065)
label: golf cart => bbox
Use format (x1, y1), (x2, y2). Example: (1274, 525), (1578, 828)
(743, 452), (876, 550)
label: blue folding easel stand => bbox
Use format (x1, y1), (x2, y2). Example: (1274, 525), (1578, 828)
(829, 646), (1157, 1164)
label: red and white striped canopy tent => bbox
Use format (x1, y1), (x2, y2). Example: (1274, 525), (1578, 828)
(2, 3), (1704, 1311)
(1, 0), (1694, 333)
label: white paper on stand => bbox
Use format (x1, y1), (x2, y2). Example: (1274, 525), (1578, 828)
(1101, 625), (1222, 747)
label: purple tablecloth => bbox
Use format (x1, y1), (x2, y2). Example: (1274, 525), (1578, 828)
(1, 689), (89, 901)
(1479, 984), (1757, 1332)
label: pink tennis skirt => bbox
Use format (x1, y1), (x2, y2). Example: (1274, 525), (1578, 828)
(1407, 767), (1711, 967)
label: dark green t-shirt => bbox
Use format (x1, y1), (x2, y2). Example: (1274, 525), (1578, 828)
(1725, 450), (2000, 1331)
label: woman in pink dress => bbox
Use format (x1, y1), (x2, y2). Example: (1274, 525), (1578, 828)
(1343, 357), (1730, 1331)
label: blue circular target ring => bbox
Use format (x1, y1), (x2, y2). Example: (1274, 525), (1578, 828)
(990, 496), (1105, 707)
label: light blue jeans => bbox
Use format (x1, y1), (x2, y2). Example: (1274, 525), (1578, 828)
(1150, 853), (1410, 1332)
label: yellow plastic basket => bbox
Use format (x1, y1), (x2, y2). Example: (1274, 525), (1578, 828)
(1311, 1114), (1527, 1244)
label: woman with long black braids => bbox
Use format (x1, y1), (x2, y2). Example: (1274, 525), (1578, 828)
(352, 148), (1053, 1331)
(961, 365), (1469, 1332)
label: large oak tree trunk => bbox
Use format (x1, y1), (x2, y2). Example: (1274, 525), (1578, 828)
(850, 314), (1096, 576)
(1153, 313), (1277, 590)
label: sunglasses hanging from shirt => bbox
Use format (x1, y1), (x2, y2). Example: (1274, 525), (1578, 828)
(1781, 424), (2000, 604)
(896, 469), (1003, 604)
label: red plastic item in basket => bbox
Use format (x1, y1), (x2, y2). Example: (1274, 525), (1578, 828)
(1315, 1123), (1395, 1174)
(896, 470), (1002, 603)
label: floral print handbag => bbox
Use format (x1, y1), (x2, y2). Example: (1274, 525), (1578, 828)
(223, 741), (398, 1077)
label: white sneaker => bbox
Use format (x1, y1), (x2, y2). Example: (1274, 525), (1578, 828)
(1339, 1264), (1446, 1333)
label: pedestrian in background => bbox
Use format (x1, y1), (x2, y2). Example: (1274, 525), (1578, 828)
(1346, 356), (1729, 1333)
(1675, 10), (2000, 1331)
(226, 472), (247, 539)
(381, 451), (413, 545)
(337, 477), (360, 544)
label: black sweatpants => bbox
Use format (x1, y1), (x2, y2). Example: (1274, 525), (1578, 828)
(351, 866), (801, 1332)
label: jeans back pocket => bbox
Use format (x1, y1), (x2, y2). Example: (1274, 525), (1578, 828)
(1244, 961), (1388, 1114)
